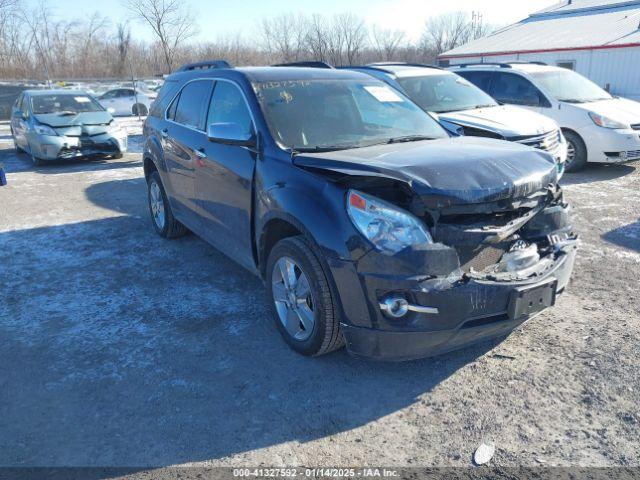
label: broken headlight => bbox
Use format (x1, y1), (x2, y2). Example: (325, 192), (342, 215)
(347, 190), (433, 255)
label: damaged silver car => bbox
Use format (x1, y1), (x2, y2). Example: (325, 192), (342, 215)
(10, 90), (128, 165)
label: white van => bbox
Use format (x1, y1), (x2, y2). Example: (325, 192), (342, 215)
(452, 62), (640, 172)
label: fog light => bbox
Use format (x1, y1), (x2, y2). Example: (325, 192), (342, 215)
(380, 296), (409, 318)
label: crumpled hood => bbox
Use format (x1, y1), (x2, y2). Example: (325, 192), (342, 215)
(34, 111), (114, 135)
(570, 97), (640, 126)
(437, 105), (558, 138)
(294, 137), (558, 209)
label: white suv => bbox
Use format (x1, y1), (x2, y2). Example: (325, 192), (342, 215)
(452, 63), (640, 172)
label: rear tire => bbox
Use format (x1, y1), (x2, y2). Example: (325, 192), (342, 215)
(266, 236), (344, 357)
(132, 103), (148, 116)
(563, 130), (587, 172)
(147, 171), (187, 238)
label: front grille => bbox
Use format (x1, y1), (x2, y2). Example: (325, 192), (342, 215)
(457, 242), (510, 273)
(512, 129), (561, 153)
(626, 150), (640, 159)
(631, 124), (640, 131)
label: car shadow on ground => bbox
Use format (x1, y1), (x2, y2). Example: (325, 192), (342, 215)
(602, 218), (640, 253)
(560, 162), (637, 186)
(0, 177), (502, 468)
(0, 146), (141, 174)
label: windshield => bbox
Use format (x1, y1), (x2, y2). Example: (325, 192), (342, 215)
(397, 73), (498, 113)
(529, 70), (612, 103)
(30, 94), (104, 115)
(253, 79), (448, 151)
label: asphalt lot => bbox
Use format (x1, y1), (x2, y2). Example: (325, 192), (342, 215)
(0, 120), (639, 469)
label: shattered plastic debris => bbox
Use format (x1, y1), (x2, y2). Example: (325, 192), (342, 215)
(473, 443), (495, 465)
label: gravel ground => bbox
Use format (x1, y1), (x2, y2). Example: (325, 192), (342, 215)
(0, 119), (639, 469)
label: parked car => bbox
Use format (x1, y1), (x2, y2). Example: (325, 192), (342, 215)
(98, 88), (153, 116)
(346, 63), (567, 176)
(0, 163), (6, 186)
(10, 90), (128, 165)
(452, 62), (640, 171)
(143, 61), (578, 361)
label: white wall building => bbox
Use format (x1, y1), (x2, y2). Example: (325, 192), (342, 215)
(439, 0), (640, 100)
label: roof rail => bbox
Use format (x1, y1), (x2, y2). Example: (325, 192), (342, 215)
(176, 60), (232, 72)
(454, 62), (513, 69)
(508, 61), (548, 66)
(273, 61), (334, 69)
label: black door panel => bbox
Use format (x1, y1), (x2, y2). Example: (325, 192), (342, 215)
(195, 80), (256, 271)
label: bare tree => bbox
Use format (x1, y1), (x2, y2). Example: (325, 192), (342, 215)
(371, 25), (405, 61)
(330, 13), (367, 65)
(122, 0), (198, 72)
(260, 13), (306, 63)
(116, 21), (131, 75)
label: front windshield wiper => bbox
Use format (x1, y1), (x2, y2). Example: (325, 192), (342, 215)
(292, 145), (353, 153)
(361, 135), (439, 148)
(57, 111), (78, 116)
(435, 104), (497, 113)
(559, 99), (588, 104)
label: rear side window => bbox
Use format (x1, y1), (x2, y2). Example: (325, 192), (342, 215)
(174, 80), (213, 130)
(457, 71), (494, 93)
(207, 81), (254, 136)
(491, 72), (544, 106)
(150, 80), (181, 118)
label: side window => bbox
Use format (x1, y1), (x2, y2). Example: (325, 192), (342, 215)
(15, 93), (24, 111)
(122, 89), (135, 97)
(492, 73), (544, 107)
(174, 80), (214, 130)
(167, 93), (180, 120)
(150, 80), (180, 118)
(457, 71), (494, 93)
(206, 81), (254, 136)
(101, 90), (116, 99)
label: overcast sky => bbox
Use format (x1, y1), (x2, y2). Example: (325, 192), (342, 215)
(35, 0), (562, 42)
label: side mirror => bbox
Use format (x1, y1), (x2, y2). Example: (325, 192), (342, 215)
(207, 122), (255, 147)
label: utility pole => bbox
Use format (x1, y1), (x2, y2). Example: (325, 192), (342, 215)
(128, 58), (141, 122)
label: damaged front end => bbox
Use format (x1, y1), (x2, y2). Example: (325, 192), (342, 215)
(294, 139), (579, 360)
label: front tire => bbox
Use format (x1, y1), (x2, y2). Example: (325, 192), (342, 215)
(563, 130), (587, 172)
(266, 236), (344, 357)
(147, 171), (187, 238)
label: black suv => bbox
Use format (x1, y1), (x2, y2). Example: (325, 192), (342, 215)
(142, 61), (578, 361)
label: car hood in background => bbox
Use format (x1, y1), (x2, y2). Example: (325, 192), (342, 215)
(294, 137), (558, 209)
(34, 111), (114, 136)
(570, 97), (640, 126)
(436, 105), (559, 138)
(35, 111), (113, 127)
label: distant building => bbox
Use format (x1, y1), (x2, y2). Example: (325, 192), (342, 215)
(439, 0), (640, 99)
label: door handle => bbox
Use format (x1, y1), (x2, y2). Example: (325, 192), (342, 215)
(160, 129), (168, 139)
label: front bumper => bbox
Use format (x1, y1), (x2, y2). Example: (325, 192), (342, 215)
(29, 132), (128, 161)
(579, 124), (640, 163)
(336, 236), (577, 361)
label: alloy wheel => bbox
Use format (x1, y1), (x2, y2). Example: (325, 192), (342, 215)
(271, 256), (315, 341)
(149, 180), (166, 230)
